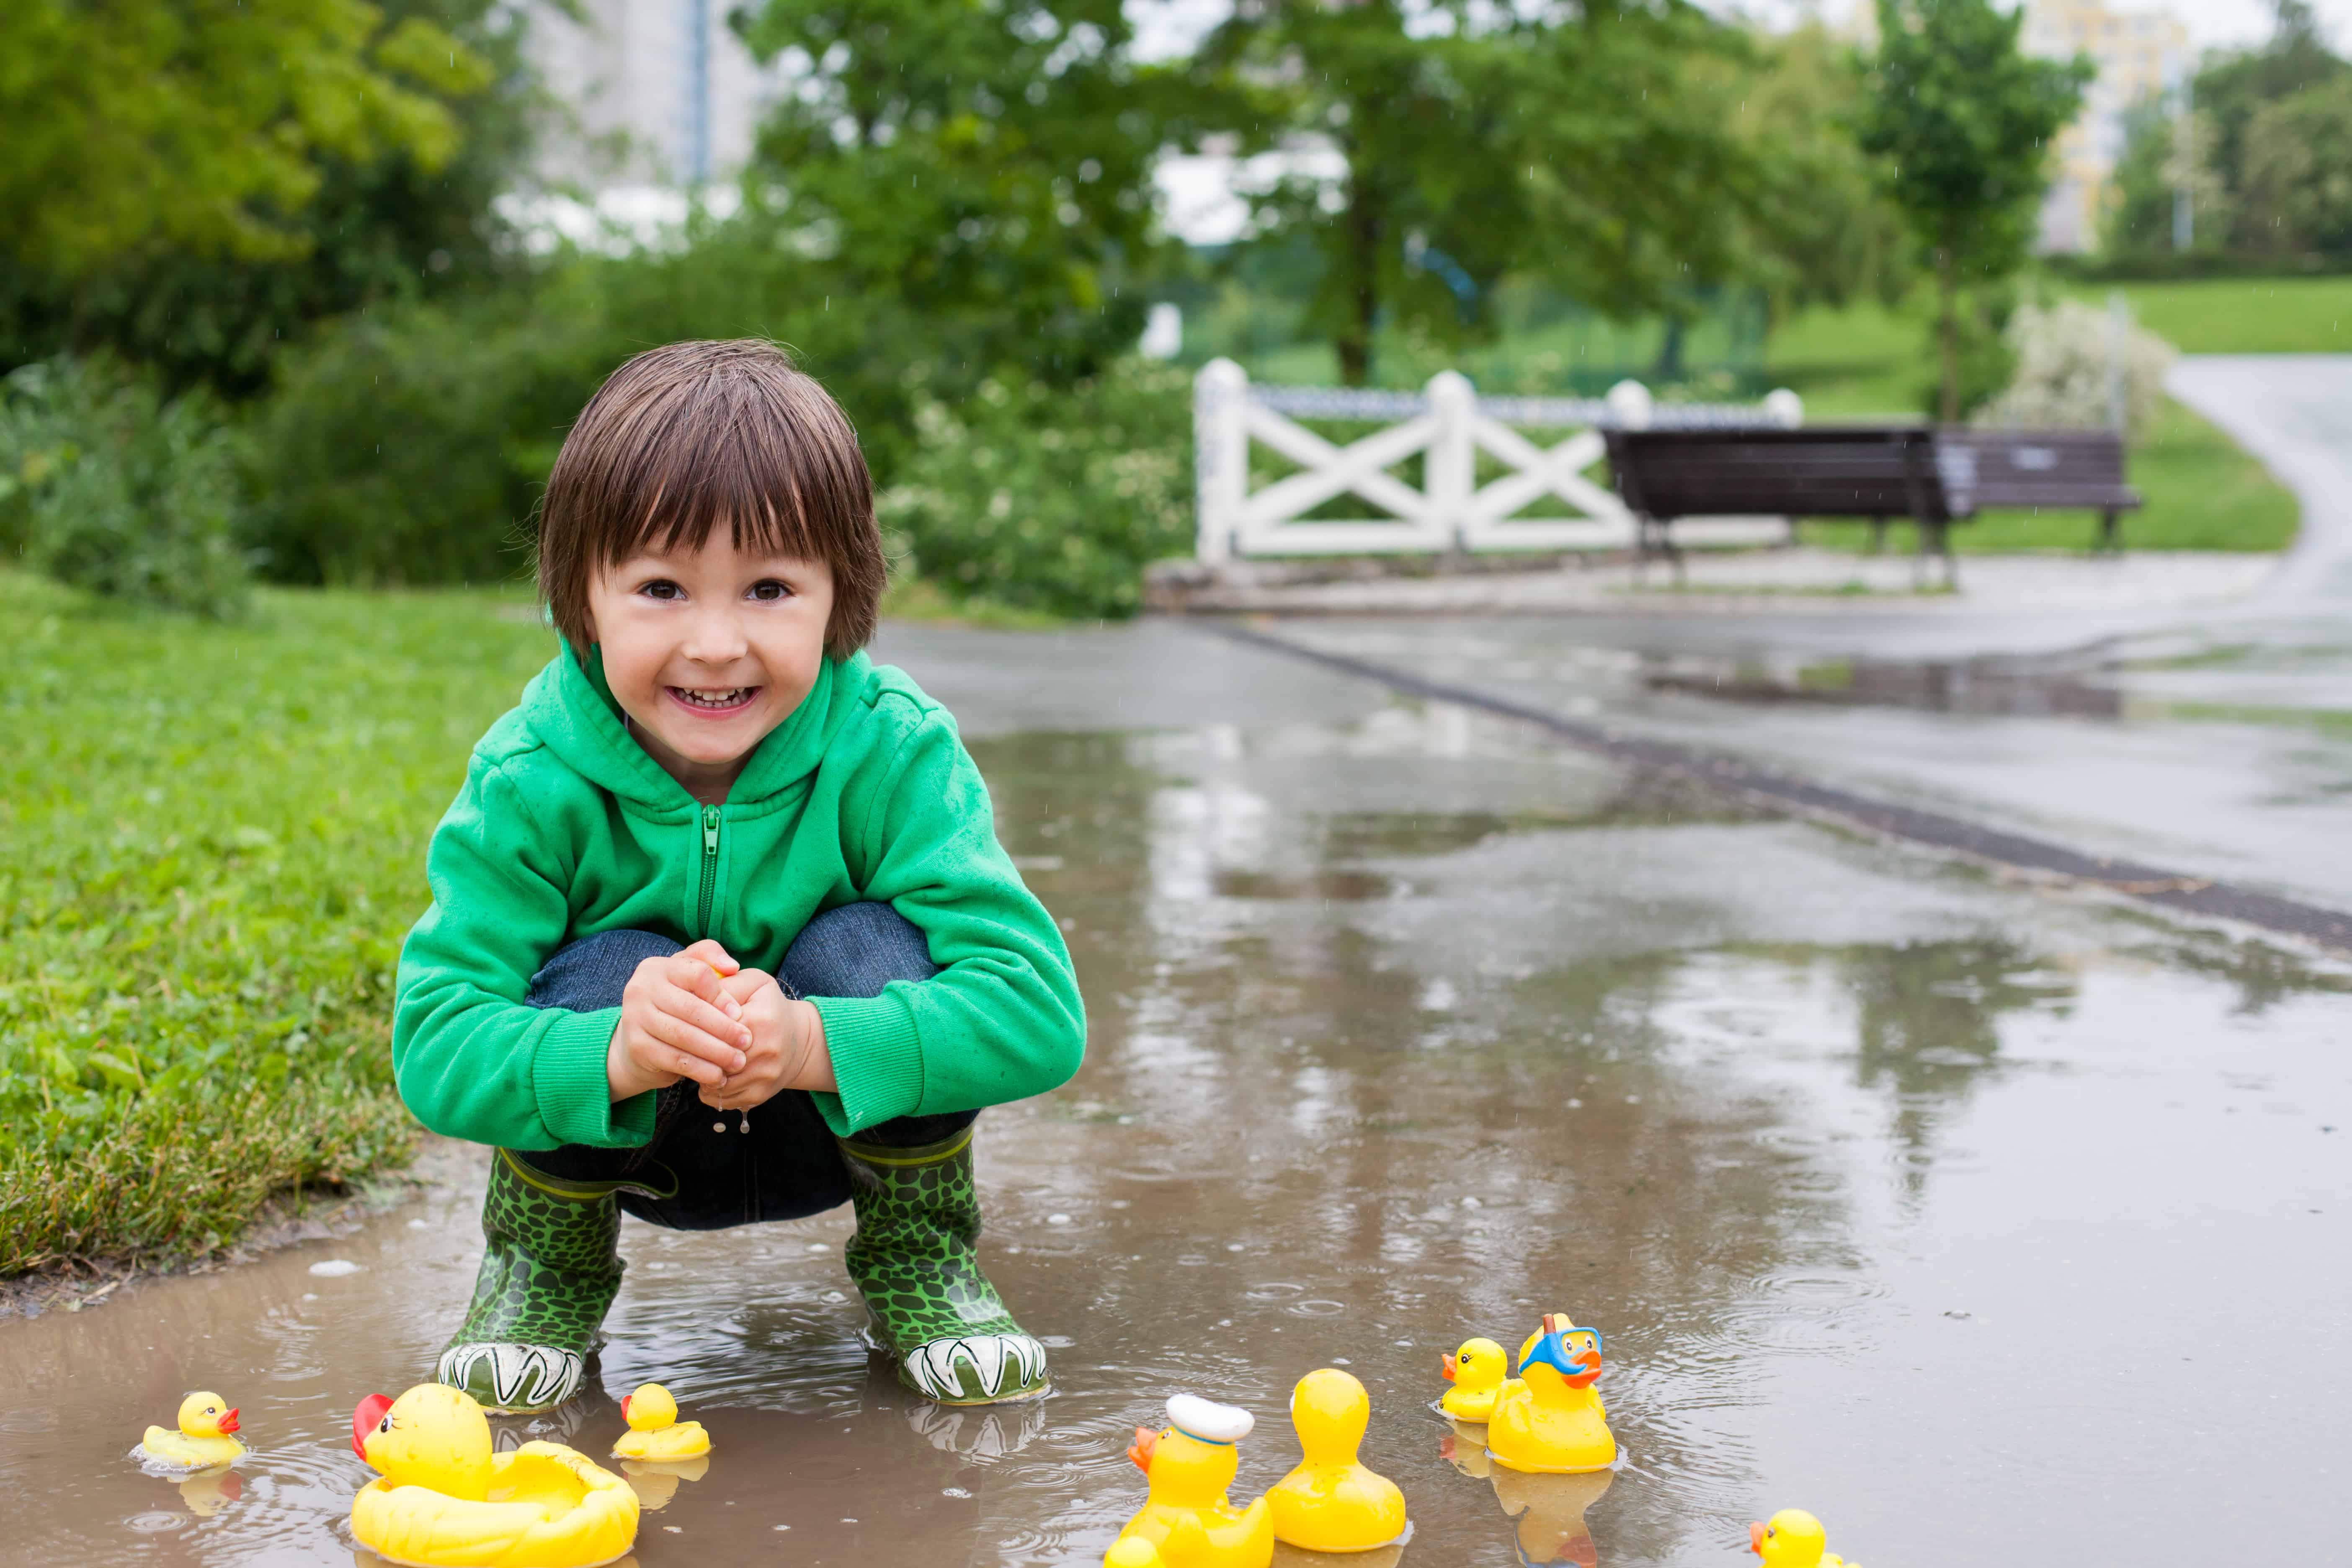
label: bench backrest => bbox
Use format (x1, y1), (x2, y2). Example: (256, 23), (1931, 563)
(1935, 428), (2138, 512)
(1604, 428), (1951, 522)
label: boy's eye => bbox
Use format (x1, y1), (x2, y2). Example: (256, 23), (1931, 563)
(637, 579), (684, 601)
(748, 579), (792, 602)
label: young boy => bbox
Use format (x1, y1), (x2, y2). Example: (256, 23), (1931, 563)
(392, 340), (1083, 1413)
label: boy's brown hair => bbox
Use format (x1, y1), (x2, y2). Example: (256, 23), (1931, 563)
(536, 339), (885, 660)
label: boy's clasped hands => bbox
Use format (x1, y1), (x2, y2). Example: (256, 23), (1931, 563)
(605, 939), (836, 1108)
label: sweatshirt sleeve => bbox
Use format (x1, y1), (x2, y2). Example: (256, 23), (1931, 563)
(392, 759), (657, 1150)
(809, 711), (1086, 1136)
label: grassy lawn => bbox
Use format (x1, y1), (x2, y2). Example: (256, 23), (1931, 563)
(0, 577), (560, 1272)
(1767, 286), (2299, 553)
(2065, 276), (2352, 354)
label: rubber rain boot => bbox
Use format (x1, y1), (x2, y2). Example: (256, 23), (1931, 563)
(839, 1125), (1049, 1405)
(435, 1149), (626, 1413)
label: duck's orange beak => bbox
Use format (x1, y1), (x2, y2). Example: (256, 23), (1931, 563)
(353, 1394), (393, 1461)
(1563, 1350), (1603, 1389)
(1749, 1522), (1768, 1556)
(217, 1408), (240, 1434)
(1441, 1353), (1458, 1382)
(1127, 1426), (1159, 1474)
(619, 1394), (633, 1421)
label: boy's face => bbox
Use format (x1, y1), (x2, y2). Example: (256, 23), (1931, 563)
(585, 530), (836, 794)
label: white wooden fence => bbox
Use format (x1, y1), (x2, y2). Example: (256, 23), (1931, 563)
(1192, 357), (1803, 562)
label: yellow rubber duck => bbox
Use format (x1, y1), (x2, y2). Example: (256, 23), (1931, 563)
(1441, 1337), (1511, 1422)
(1266, 1368), (1408, 1553)
(1750, 1509), (1857, 1568)
(1492, 1465), (1615, 1565)
(1488, 1315), (1616, 1475)
(1111, 1394), (1274, 1568)
(350, 1384), (640, 1568)
(610, 1383), (710, 1461)
(137, 1391), (245, 1470)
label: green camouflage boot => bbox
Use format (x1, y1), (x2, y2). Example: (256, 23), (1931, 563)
(434, 1149), (629, 1414)
(840, 1125), (1049, 1405)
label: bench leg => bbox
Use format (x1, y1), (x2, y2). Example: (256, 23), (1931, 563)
(1868, 516), (1887, 556)
(1913, 519), (1957, 591)
(2097, 508), (2121, 554)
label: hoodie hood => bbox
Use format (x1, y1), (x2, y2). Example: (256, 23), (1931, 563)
(519, 642), (869, 813)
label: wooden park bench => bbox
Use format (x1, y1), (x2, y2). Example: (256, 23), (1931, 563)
(1603, 426), (2144, 585)
(1934, 428), (2143, 553)
(1604, 427), (1963, 585)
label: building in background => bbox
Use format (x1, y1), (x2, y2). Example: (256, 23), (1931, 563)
(2021, 0), (2191, 252)
(528, 0), (784, 191)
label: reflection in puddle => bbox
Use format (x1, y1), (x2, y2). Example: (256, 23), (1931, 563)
(1642, 650), (2126, 719)
(3, 695), (2347, 1565)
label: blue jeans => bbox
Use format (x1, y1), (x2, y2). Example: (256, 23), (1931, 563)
(516, 902), (976, 1230)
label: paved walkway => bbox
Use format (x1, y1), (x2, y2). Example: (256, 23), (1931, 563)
(2167, 354), (2352, 602)
(1151, 546), (2278, 617)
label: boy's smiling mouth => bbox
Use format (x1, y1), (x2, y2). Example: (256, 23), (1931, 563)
(667, 685), (761, 714)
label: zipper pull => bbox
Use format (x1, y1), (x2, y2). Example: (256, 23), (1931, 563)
(702, 804), (721, 854)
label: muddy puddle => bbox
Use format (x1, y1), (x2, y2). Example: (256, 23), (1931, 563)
(5, 624), (2348, 1565)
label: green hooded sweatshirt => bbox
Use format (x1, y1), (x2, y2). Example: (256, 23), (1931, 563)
(391, 645), (1083, 1151)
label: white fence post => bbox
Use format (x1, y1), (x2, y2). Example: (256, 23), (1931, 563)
(1605, 378), (1653, 430)
(1194, 358), (1249, 562)
(1424, 371), (1476, 551)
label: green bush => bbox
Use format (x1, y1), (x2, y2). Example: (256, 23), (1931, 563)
(0, 357), (251, 615)
(246, 227), (998, 588)
(247, 297), (605, 585)
(880, 359), (1194, 618)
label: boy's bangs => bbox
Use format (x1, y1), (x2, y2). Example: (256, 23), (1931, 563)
(601, 411), (826, 570)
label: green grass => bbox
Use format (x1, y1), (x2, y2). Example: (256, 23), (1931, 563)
(0, 577), (563, 1272)
(2064, 276), (2352, 355)
(1767, 287), (2299, 553)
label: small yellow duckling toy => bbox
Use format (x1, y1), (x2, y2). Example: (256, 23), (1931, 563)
(1111, 1394), (1274, 1568)
(1750, 1508), (1857, 1568)
(1440, 1337), (1511, 1422)
(136, 1391), (244, 1470)
(610, 1382), (710, 1461)
(1266, 1368), (1408, 1553)
(1488, 1315), (1616, 1475)
(351, 1384), (639, 1568)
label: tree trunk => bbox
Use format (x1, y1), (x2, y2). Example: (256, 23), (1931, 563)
(1336, 181), (1382, 387)
(1937, 245), (1960, 424)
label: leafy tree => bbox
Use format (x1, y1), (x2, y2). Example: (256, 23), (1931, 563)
(2104, 99), (2231, 259)
(1728, 25), (1914, 321)
(2192, 0), (2347, 253)
(1187, 0), (1763, 386)
(2243, 76), (2352, 260)
(1, 0), (524, 397)
(734, 0), (1166, 386)
(1856, 0), (2090, 420)
(0, 0), (484, 279)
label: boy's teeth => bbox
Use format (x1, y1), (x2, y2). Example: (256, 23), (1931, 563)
(676, 687), (751, 708)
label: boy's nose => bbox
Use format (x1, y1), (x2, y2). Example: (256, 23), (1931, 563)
(679, 606), (750, 664)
